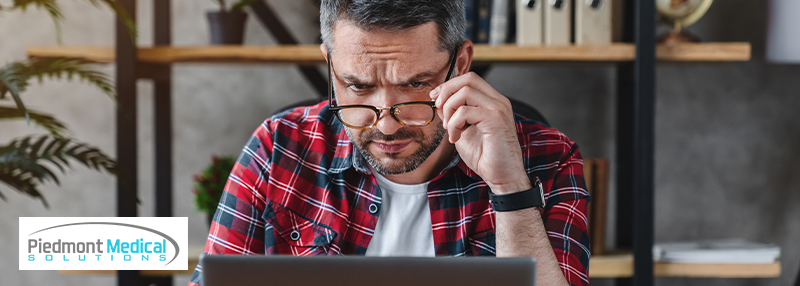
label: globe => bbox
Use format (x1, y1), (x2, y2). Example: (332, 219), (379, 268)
(655, 0), (713, 43)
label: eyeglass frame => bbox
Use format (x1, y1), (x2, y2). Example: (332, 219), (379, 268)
(327, 46), (460, 129)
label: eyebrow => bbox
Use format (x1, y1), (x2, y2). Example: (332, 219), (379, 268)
(338, 70), (441, 86)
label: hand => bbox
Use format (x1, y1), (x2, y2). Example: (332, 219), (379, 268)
(429, 72), (531, 194)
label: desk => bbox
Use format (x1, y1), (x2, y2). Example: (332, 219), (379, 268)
(59, 248), (780, 278)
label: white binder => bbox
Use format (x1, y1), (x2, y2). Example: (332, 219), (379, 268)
(543, 0), (572, 45)
(575, 0), (612, 45)
(516, 0), (543, 45)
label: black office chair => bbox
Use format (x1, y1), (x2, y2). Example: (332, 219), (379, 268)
(795, 263), (800, 286)
(507, 97), (550, 127)
(272, 98), (324, 117)
(272, 97), (550, 127)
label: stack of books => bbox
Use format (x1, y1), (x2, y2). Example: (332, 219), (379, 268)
(464, 0), (616, 46)
(653, 239), (781, 264)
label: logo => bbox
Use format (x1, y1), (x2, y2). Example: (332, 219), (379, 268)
(19, 217), (188, 270)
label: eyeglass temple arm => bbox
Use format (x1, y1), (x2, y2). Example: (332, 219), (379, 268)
(445, 47), (460, 82)
(327, 50), (336, 108)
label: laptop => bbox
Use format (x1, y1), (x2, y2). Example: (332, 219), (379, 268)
(202, 255), (536, 286)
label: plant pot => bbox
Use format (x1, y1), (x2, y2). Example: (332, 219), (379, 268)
(206, 11), (248, 45)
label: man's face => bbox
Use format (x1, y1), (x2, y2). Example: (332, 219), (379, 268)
(329, 21), (452, 175)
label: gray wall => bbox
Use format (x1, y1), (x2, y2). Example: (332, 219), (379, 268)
(0, 1), (797, 285)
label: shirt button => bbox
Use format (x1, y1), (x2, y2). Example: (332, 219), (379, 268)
(368, 203), (379, 214)
(289, 230), (301, 241)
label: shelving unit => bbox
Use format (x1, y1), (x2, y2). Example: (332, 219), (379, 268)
(27, 42), (751, 64)
(26, 1), (767, 286)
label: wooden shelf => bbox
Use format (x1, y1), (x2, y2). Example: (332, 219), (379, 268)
(589, 252), (781, 278)
(59, 249), (780, 278)
(27, 43), (750, 65)
(656, 42), (752, 62)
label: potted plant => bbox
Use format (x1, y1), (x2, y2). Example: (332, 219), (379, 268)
(193, 155), (236, 226)
(0, 1), (135, 207)
(207, 0), (259, 45)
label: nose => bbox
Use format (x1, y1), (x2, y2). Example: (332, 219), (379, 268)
(372, 91), (404, 136)
(373, 108), (403, 136)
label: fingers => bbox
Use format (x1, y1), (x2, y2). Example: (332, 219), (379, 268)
(429, 72), (513, 127)
(446, 105), (484, 143)
(440, 85), (497, 127)
(429, 71), (516, 145)
(429, 72), (506, 105)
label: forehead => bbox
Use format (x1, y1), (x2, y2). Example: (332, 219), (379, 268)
(331, 21), (448, 65)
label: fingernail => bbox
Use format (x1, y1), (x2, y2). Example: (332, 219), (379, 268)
(430, 87), (440, 98)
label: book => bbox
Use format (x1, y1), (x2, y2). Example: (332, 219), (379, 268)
(653, 239), (781, 264)
(489, 0), (509, 45)
(583, 158), (609, 255)
(475, 0), (492, 43)
(464, 0), (476, 41)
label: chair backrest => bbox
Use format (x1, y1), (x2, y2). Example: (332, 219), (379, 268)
(272, 98), (325, 117)
(507, 97), (550, 127)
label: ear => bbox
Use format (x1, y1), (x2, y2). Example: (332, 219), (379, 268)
(320, 44), (329, 62)
(456, 40), (474, 77)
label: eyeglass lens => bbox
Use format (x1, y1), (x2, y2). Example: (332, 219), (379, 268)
(337, 103), (434, 128)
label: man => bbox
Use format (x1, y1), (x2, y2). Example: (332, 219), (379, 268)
(189, 1), (590, 286)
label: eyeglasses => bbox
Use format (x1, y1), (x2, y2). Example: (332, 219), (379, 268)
(327, 48), (459, 129)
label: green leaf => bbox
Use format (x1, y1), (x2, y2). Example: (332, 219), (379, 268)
(1, 58), (117, 124)
(11, 0), (65, 45)
(193, 156), (236, 215)
(8, 0), (136, 45)
(231, 0), (259, 12)
(0, 106), (69, 138)
(0, 135), (118, 208)
(93, 0), (137, 43)
(5, 57), (117, 103)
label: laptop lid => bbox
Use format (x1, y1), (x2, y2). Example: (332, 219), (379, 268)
(203, 255), (536, 286)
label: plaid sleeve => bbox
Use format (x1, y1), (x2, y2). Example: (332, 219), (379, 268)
(188, 120), (275, 286)
(543, 143), (591, 286)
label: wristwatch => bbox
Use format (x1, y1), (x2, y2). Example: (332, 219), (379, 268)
(488, 177), (546, 212)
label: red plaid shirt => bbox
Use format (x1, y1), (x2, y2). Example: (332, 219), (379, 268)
(189, 101), (590, 286)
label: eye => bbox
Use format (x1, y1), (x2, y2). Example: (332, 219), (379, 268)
(347, 83), (368, 91)
(409, 82), (428, 88)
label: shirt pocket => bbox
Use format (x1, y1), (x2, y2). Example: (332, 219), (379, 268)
(262, 200), (338, 255)
(467, 229), (497, 256)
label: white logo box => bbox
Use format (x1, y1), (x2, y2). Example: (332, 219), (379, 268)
(20, 217), (188, 270)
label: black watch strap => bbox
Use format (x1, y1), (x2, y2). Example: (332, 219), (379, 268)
(489, 177), (545, 212)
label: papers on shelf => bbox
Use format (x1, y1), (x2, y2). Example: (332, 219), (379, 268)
(653, 239), (780, 264)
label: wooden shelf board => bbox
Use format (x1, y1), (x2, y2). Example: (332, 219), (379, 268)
(26, 46), (116, 63)
(59, 250), (780, 278)
(473, 44), (635, 63)
(589, 252), (781, 278)
(27, 43), (751, 65)
(140, 45), (324, 65)
(656, 42), (751, 62)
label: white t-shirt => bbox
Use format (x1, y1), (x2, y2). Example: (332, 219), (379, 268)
(364, 167), (435, 257)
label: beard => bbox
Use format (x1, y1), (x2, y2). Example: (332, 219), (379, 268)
(345, 121), (447, 175)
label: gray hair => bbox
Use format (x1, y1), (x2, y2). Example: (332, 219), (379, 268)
(320, 0), (466, 55)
